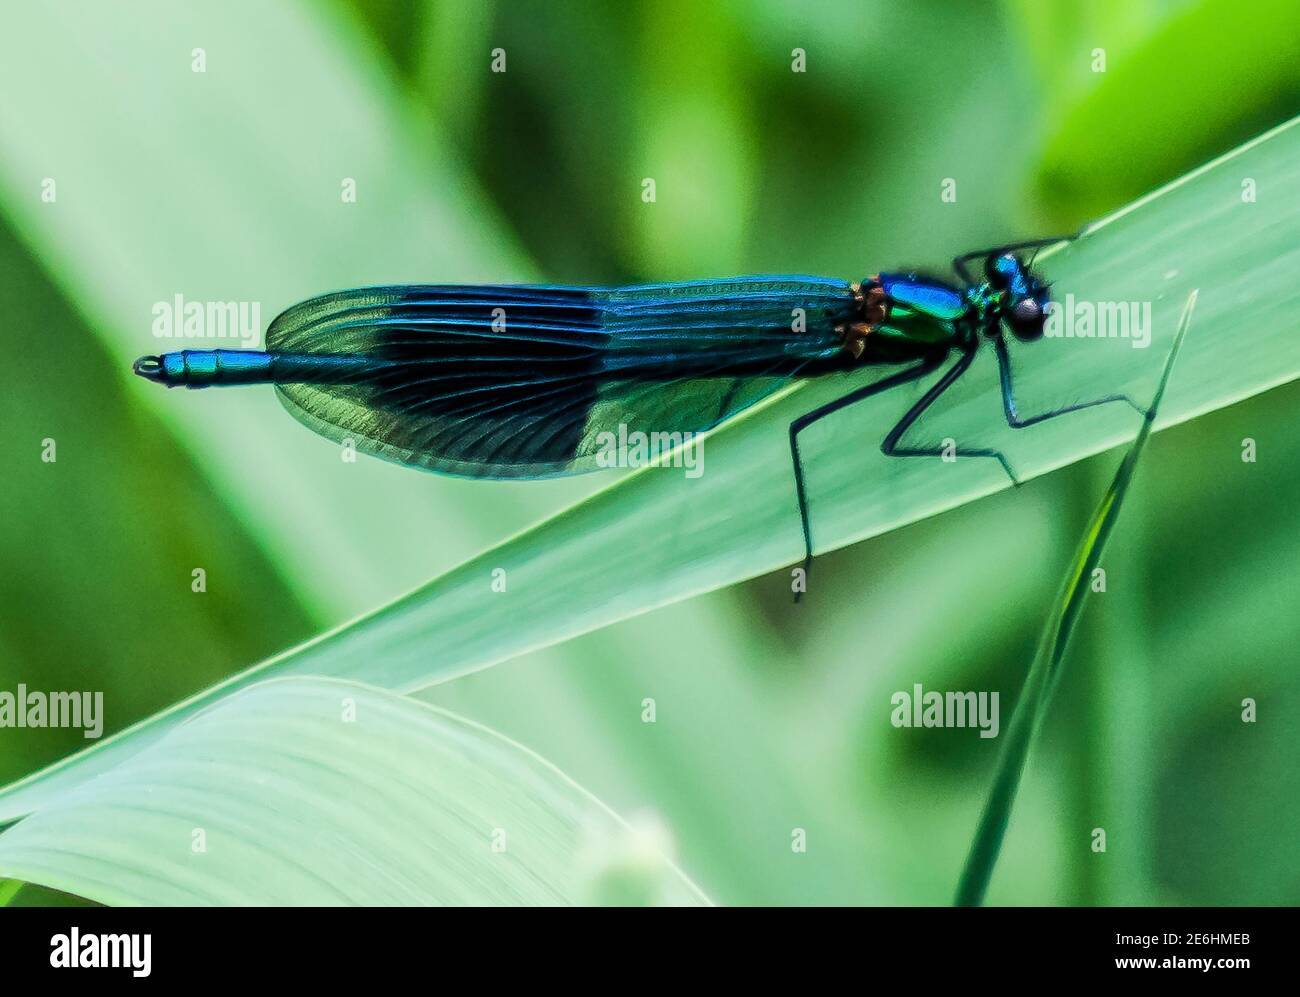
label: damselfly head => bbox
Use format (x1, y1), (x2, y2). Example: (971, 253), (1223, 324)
(986, 253), (1049, 342)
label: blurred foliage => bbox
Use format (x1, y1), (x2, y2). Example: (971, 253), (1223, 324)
(1028, 0), (1300, 222)
(0, 225), (314, 786)
(0, 0), (1296, 904)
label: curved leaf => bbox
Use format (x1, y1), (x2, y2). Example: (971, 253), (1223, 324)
(0, 677), (708, 906)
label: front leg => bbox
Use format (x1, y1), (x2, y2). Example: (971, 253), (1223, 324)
(880, 345), (1019, 483)
(993, 335), (1143, 428)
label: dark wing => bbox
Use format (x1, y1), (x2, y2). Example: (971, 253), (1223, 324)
(267, 278), (855, 478)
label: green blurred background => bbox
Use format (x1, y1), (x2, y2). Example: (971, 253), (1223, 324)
(1, 0), (1297, 904)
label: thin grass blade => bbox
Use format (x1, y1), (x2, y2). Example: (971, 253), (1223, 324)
(954, 290), (1198, 907)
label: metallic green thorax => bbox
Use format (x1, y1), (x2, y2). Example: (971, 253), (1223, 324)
(868, 272), (971, 350)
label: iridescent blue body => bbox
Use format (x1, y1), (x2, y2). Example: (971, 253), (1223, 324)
(133, 270), (1003, 467)
(134, 240), (1138, 586)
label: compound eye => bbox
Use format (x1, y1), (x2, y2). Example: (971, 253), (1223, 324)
(1008, 297), (1045, 341)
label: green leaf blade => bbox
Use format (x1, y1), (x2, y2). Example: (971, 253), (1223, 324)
(0, 677), (709, 906)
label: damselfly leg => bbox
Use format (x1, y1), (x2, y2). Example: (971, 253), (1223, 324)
(879, 347), (1016, 480)
(991, 336), (1144, 428)
(789, 355), (945, 599)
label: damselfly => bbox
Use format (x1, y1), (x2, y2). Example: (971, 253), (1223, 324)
(134, 238), (1139, 583)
